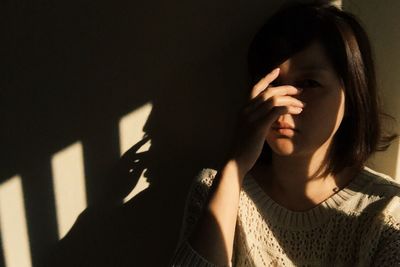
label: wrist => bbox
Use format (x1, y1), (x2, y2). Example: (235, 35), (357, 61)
(223, 158), (248, 183)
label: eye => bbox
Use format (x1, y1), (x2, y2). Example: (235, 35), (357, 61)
(296, 79), (321, 88)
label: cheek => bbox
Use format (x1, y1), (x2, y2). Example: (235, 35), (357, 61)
(302, 90), (345, 138)
(264, 89), (345, 155)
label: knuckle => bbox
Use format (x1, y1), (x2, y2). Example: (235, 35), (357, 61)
(270, 96), (279, 106)
(267, 86), (278, 95)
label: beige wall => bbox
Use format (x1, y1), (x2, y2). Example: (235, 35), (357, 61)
(344, 0), (400, 180)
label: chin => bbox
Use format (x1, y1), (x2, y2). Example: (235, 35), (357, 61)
(268, 140), (296, 155)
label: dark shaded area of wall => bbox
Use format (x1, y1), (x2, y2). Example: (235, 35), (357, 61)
(1, 0), (283, 266)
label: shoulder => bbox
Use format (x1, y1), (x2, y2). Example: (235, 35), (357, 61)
(188, 168), (218, 202)
(175, 168), (219, 244)
(362, 166), (400, 186)
(195, 167), (218, 187)
(185, 167), (219, 200)
(361, 168), (400, 265)
(359, 166), (400, 221)
(361, 166), (400, 197)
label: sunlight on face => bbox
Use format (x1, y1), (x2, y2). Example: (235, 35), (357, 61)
(266, 40), (345, 157)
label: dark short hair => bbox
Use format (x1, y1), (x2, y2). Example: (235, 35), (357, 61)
(247, 0), (398, 177)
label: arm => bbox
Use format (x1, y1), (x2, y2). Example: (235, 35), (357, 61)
(188, 160), (245, 266)
(185, 68), (303, 266)
(170, 68), (301, 266)
(170, 160), (245, 267)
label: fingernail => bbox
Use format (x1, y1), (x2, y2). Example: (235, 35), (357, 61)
(273, 68), (280, 74)
(294, 107), (303, 113)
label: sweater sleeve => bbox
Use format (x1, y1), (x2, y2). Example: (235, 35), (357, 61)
(371, 196), (400, 266)
(169, 168), (233, 267)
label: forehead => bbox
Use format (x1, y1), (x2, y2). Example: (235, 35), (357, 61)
(278, 40), (335, 74)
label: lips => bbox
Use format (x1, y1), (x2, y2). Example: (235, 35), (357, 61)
(271, 122), (298, 132)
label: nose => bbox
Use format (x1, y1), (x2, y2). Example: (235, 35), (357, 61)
(277, 114), (297, 127)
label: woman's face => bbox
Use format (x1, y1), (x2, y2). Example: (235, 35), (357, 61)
(265, 40), (345, 157)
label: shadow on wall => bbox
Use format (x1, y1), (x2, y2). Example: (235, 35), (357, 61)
(1, 0), (285, 266)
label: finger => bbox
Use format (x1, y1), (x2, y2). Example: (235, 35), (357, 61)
(258, 106), (299, 135)
(250, 68), (280, 99)
(250, 106), (302, 136)
(249, 103), (303, 124)
(261, 85), (303, 100)
(248, 95), (305, 120)
(243, 86), (304, 115)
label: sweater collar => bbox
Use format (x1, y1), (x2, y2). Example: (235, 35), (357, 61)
(242, 166), (371, 230)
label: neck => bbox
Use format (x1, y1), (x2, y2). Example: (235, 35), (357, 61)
(270, 141), (331, 195)
(254, 142), (358, 211)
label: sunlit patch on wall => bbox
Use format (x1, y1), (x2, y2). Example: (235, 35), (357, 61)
(119, 102), (152, 203)
(0, 175), (32, 267)
(51, 141), (87, 239)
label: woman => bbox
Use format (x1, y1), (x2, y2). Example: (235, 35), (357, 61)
(170, 1), (400, 266)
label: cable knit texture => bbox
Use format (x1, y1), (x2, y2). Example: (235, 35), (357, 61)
(169, 166), (400, 266)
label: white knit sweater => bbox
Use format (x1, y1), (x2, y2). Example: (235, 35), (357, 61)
(169, 166), (400, 266)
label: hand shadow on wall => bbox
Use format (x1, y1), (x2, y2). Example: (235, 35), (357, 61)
(45, 135), (179, 267)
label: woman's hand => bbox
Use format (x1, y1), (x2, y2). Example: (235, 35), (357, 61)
(228, 68), (304, 175)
